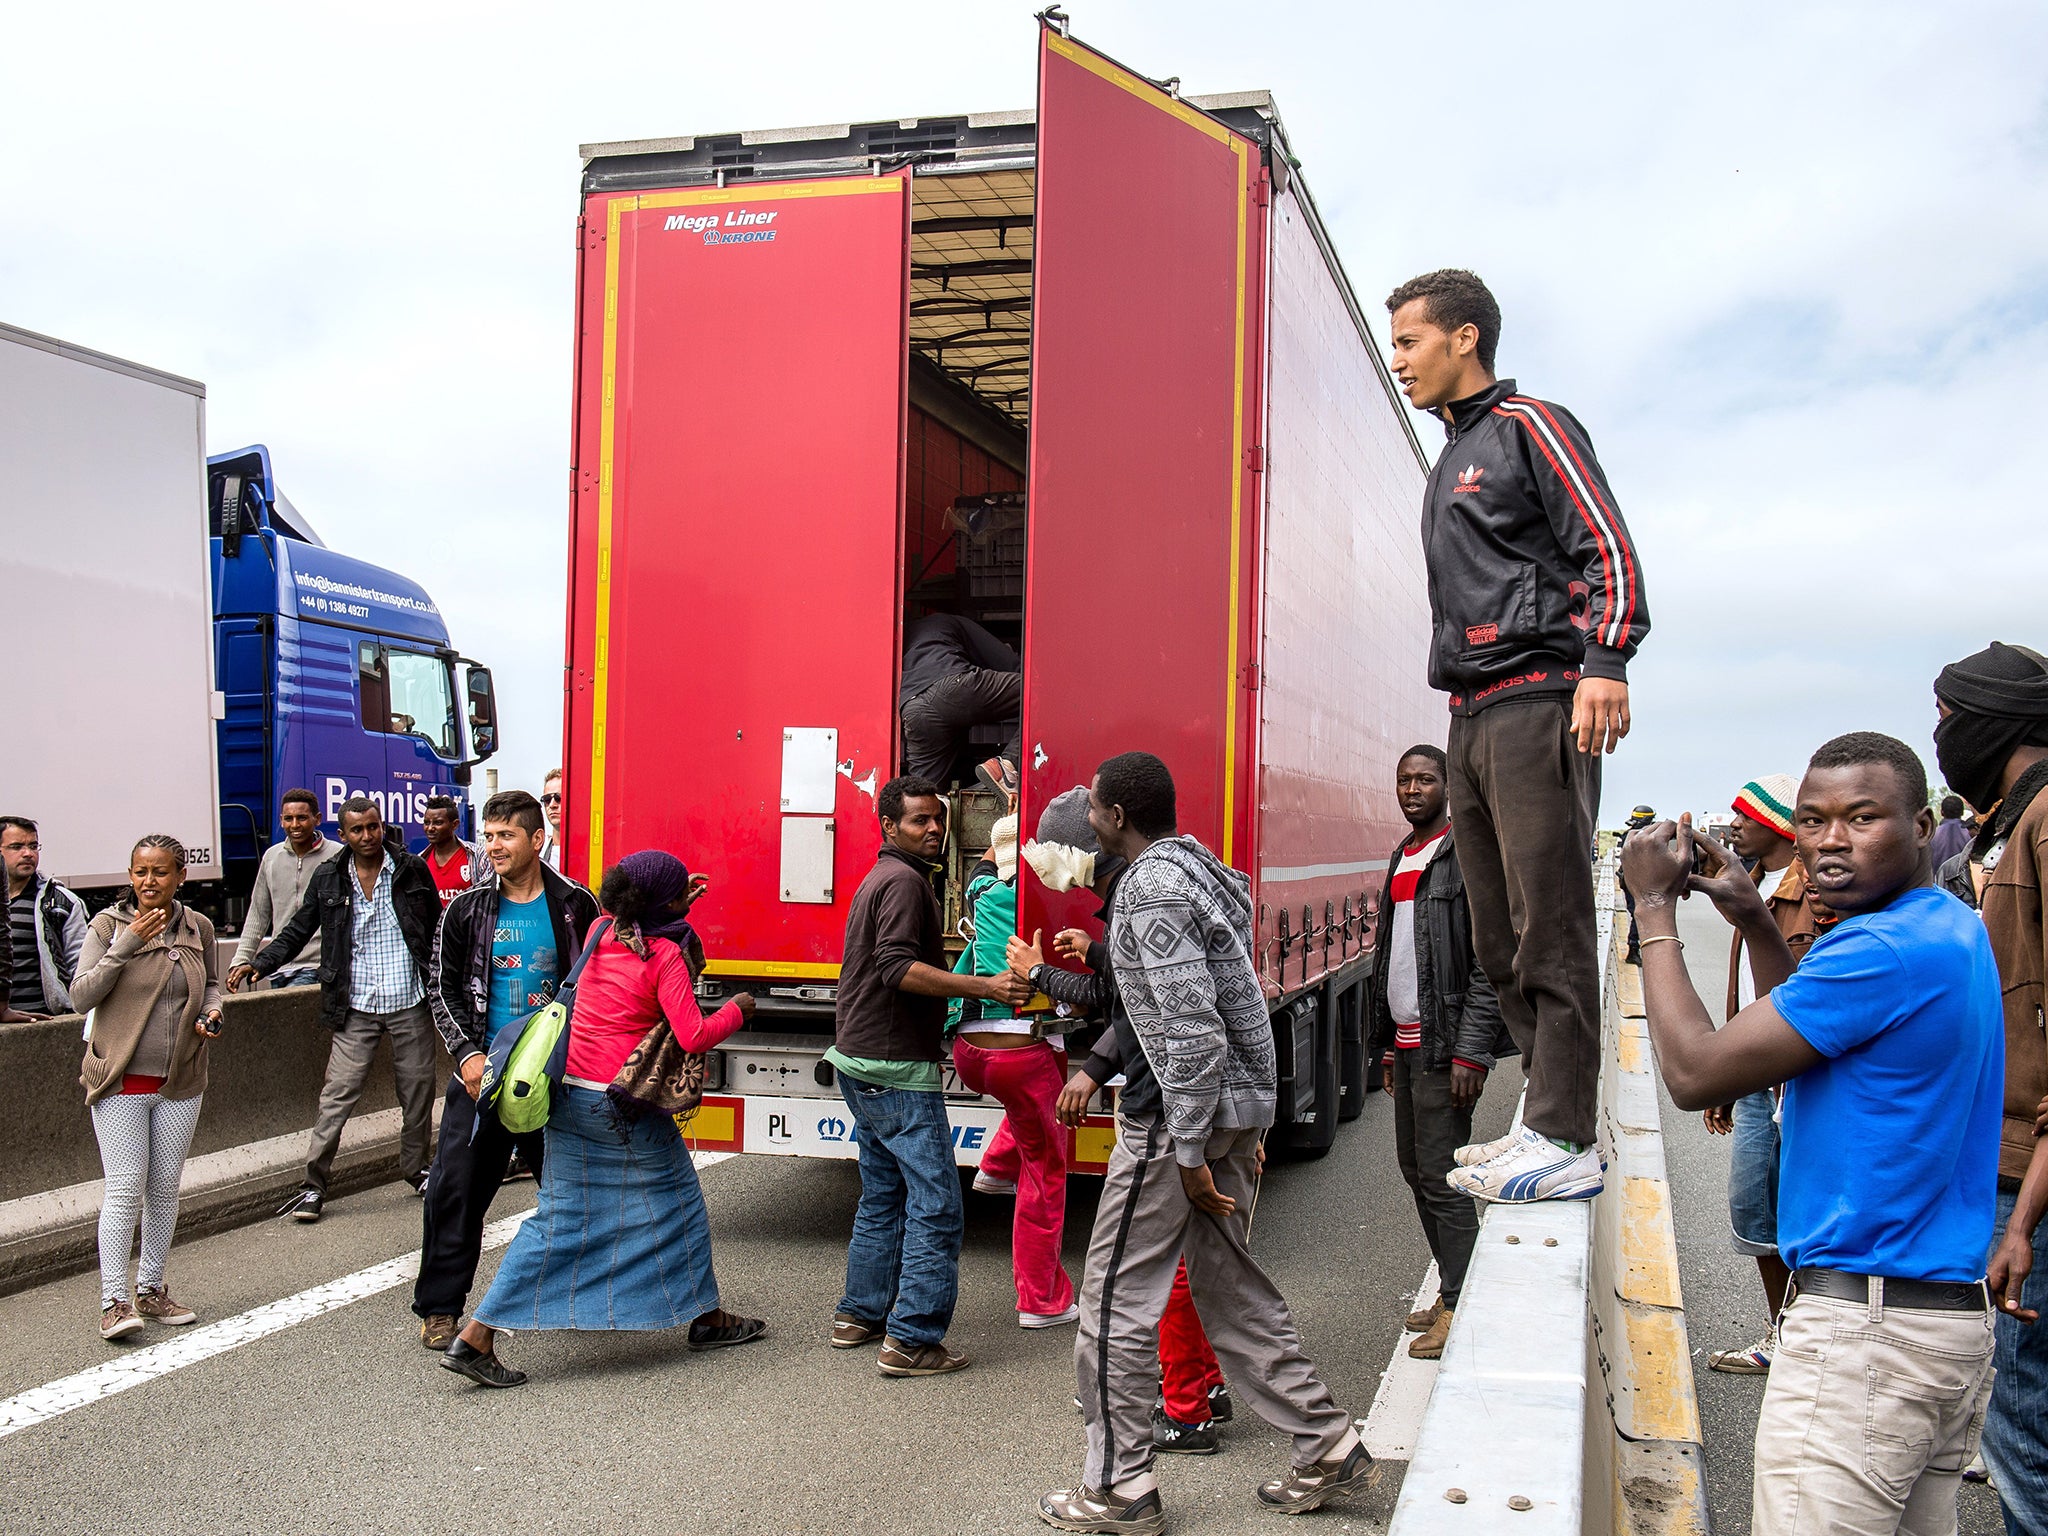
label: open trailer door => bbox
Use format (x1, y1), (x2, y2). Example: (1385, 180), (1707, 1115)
(1022, 21), (1266, 928)
(566, 171), (911, 976)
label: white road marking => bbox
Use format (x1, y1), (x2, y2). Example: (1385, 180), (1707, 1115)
(0, 1150), (735, 1439)
(1358, 1260), (1442, 1461)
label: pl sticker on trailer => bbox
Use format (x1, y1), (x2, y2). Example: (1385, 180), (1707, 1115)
(664, 209), (779, 246)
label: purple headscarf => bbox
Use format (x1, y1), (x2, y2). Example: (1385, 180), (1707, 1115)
(613, 849), (698, 954)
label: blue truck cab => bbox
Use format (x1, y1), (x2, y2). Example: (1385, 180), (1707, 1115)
(208, 445), (497, 900)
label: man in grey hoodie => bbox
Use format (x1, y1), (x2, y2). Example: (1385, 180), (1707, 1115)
(1039, 752), (1369, 1536)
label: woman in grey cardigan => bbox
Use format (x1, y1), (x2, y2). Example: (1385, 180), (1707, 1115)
(71, 834), (222, 1342)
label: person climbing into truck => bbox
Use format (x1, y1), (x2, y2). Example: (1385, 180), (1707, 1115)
(826, 774), (1033, 1377)
(948, 811), (1079, 1330)
(898, 613), (1022, 798)
(1039, 753), (1369, 1535)
(1386, 268), (1651, 1204)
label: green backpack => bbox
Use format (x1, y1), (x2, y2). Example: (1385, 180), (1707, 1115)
(478, 918), (610, 1134)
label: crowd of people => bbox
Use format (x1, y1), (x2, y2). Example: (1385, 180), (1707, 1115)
(7, 266), (2041, 1536)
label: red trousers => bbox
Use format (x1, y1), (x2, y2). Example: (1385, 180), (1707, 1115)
(953, 1039), (1075, 1316)
(1159, 1258), (1224, 1423)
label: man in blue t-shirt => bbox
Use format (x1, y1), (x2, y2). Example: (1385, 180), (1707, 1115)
(1621, 731), (2002, 1536)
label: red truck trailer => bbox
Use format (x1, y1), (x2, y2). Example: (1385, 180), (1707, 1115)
(561, 18), (1440, 1168)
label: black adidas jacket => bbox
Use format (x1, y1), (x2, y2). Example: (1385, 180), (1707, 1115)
(1423, 379), (1649, 714)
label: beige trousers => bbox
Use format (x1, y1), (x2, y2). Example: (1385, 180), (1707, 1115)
(1753, 1285), (1995, 1536)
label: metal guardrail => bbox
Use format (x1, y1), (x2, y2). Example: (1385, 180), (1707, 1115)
(1389, 859), (1708, 1536)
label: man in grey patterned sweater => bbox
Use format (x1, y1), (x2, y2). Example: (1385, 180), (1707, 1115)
(1039, 752), (1369, 1536)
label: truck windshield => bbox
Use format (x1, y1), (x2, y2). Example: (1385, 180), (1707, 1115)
(358, 642), (457, 758)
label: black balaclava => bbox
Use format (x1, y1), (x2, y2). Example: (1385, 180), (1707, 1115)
(1933, 642), (2048, 814)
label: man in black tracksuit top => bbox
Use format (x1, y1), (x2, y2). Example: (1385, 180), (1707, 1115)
(1387, 269), (1649, 1203)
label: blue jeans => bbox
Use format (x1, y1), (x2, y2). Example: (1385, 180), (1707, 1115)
(1728, 1090), (1780, 1257)
(1984, 1185), (2048, 1536)
(836, 1077), (963, 1348)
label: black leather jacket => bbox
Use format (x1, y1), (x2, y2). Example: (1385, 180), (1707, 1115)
(252, 847), (441, 1028)
(1364, 826), (1512, 1070)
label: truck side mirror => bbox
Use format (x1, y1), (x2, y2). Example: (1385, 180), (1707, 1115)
(466, 666), (498, 760)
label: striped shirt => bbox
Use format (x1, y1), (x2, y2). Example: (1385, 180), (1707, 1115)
(7, 889), (44, 1013)
(347, 858), (424, 1013)
(1387, 829), (1448, 1049)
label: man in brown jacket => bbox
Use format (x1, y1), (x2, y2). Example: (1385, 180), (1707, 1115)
(1700, 775), (1835, 1376)
(1933, 641), (2048, 1533)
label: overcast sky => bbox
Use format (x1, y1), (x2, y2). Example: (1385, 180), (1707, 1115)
(7, 0), (2044, 823)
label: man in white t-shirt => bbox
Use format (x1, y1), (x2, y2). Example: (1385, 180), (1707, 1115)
(1702, 774), (1833, 1375)
(1366, 745), (1509, 1360)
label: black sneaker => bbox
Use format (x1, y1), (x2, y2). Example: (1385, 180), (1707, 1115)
(278, 1187), (323, 1223)
(441, 1338), (527, 1388)
(1151, 1403), (1218, 1455)
(503, 1150), (535, 1183)
(1208, 1381), (1234, 1424)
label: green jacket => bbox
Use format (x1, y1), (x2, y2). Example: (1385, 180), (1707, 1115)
(947, 870), (1018, 1034)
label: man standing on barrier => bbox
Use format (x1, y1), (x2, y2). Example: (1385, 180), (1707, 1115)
(1622, 733), (2001, 1535)
(1387, 268), (1650, 1204)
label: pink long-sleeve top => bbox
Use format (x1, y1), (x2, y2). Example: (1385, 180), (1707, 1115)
(564, 931), (746, 1086)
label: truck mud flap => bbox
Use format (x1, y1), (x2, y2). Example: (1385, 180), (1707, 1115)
(1274, 992), (1338, 1156)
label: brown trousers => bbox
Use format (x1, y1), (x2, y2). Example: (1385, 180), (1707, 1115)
(1447, 695), (1602, 1146)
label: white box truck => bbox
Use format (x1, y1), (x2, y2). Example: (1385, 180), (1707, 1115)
(1, 323), (224, 890)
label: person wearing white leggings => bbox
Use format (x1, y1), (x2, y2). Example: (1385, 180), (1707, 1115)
(90, 1092), (205, 1312)
(70, 835), (222, 1341)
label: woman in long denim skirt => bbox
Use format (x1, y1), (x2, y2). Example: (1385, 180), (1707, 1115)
(443, 851), (761, 1387)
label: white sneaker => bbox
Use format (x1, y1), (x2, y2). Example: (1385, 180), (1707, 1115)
(1448, 1134), (1604, 1203)
(1453, 1127), (1529, 1167)
(1021, 1304), (1081, 1329)
(972, 1173), (1018, 1195)
(1708, 1332), (1775, 1374)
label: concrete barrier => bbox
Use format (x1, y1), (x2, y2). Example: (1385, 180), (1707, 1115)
(0, 987), (450, 1292)
(1390, 861), (1709, 1536)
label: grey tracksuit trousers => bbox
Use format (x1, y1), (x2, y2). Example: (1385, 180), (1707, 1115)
(1075, 1117), (1350, 1488)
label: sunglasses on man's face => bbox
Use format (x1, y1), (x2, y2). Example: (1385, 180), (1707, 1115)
(541, 793), (561, 805)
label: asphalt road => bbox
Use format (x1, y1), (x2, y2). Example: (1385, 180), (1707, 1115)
(1662, 896), (2008, 1535)
(0, 1067), (1520, 1535)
